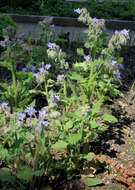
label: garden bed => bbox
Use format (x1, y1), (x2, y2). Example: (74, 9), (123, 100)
(0, 8), (135, 190)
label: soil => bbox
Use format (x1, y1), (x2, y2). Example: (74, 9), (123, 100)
(0, 43), (135, 190)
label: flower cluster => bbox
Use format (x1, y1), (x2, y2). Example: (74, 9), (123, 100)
(39, 17), (54, 26)
(75, 8), (105, 59)
(103, 29), (130, 56)
(75, 8), (105, 33)
(33, 63), (51, 83)
(105, 58), (124, 80)
(17, 105), (50, 131)
(0, 102), (10, 116)
(50, 92), (60, 103)
(74, 8), (82, 15)
(47, 42), (59, 49)
(47, 42), (69, 70)
(76, 8), (91, 25)
(57, 74), (65, 82)
(18, 112), (26, 121)
(38, 107), (48, 120)
(25, 106), (37, 117)
(0, 102), (8, 110)
(0, 38), (10, 48)
(47, 43), (60, 59)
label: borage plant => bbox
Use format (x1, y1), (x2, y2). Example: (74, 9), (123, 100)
(0, 8), (130, 189)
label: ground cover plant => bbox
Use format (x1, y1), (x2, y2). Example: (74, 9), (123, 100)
(0, 0), (135, 20)
(0, 8), (134, 190)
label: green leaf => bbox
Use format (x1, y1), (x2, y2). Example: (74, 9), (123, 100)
(67, 132), (82, 145)
(64, 120), (73, 131)
(29, 89), (45, 95)
(69, 72), (83, 81)
(102, 113), (118, 123)
(77, 48), (85, 56)
(0, 167), (16, 184)
(0, 145), (9, 161)
(17, 167), (33, 182)
(91, 100), (102, 118)
(73, 62), (89, 72)
(83, 152), (95, 161)
(51, 141), (68, 150)
(16, 71), (29, 80)
(90, 121), (100, 129)
(0, 59), (13, 71)
(84, 177), (102, 187)
(34, 169), (44, 177)
(0, 82), (9, 90)
(55, 120), (61, 127)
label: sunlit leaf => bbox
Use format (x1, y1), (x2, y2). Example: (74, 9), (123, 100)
(64, 120), (73, 131)
(83, 152), (95, 161)
(51, 141), (68, 150)
(102, 113), (118, 123)
(84, 177), (102, 186)
(67, 133), (82, 145)
(77, 48), (85, 56)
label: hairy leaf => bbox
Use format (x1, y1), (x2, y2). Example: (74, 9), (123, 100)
(84, 177), (102, 186)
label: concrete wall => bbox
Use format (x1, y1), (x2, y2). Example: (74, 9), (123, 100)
(6, 14), (135, 45)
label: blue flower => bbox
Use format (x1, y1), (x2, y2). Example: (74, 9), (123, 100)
(37, 120), (50, 128)
(1, 38), (9, 48)
(1, 44), (7, 48)
(0, 102), (8, 110)
(33, 72), (38, 77)
(120, 29), (129, 37)
(45, 64), (51, 70)
(33, 72), (44, 83)
(38, 67), (45, 73)
(74, 8), (82, 14)
(12, 43), (16, 47)
(57, 74), (65, 82)
(25, 106), (37, 117)
(49, 24), (55, 28)
(108, 177), (114, 183)
(50, 92), (60, 103)
(117, 72), (121, 79)
(92, 17), (99, 24)
(4, 38), (9, 43)
(118, 64), (124, 70)
(47, 42), (57, 49)
(31, 66), (35, 71)
(55, 94), (60, 101)
(42, 18), (47, 24)
(84, 55), (91, 62)
(111, 60), (117, 67)
(18, 112), (26, 121)
(22, 67), (28, 72)
(18, 33), (25, 41)
(38, 107), (48, 120)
